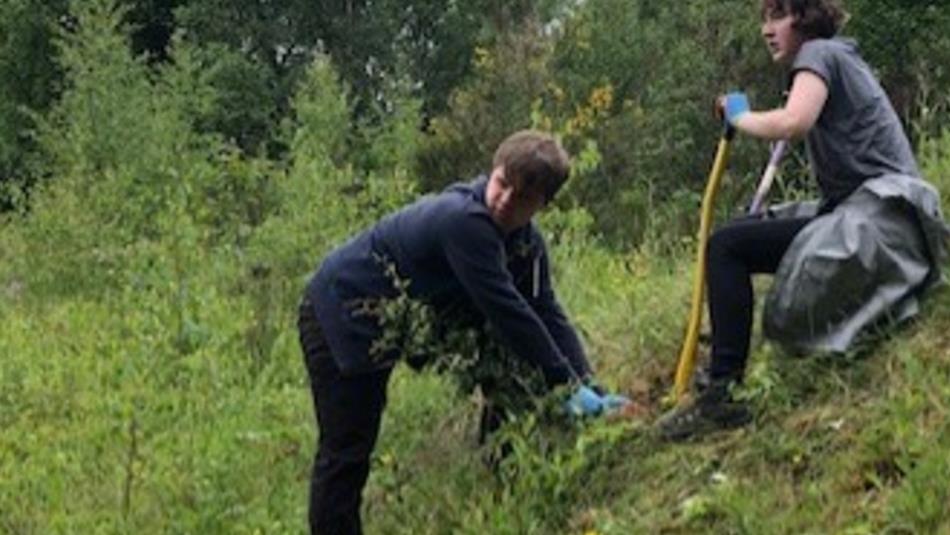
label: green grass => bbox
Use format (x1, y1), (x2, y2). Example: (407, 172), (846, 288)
(359, 275), (950, 535)
(3, 101), (949, 535)
(4, 222), (946, 533)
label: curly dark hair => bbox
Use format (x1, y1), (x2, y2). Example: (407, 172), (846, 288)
(761, 0), (848, 39)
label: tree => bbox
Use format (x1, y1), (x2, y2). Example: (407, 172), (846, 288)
(544, 0), (779, 245)
(174, 0), (564, 152)
(0, 0), (178, 206)
(124, 0), (185, 62)
(846, 0), (950, 138)
(0, 0), (67, 206)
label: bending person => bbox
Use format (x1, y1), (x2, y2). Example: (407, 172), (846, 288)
(298, 130), (629, 534)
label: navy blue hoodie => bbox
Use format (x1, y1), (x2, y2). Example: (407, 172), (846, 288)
(305, 176), (591, 385)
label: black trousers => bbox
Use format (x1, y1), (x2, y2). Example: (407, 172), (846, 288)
(706, 215), (813, 380)
(298, 297), (392, 535)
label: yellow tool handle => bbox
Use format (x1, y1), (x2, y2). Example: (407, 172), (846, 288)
(673, 128), (734, 401)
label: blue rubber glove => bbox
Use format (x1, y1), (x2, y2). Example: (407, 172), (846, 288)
(564, 385), (604, 417)
(723, 91), (750, 126)
(600, 393), (632, 411)
(582, 380), (632, 413)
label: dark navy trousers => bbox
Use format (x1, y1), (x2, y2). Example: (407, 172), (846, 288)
(706, 215), (813, 380)
(298, 297), (392, 535)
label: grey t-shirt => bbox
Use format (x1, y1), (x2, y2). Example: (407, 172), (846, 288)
(792, 38), (919, 206)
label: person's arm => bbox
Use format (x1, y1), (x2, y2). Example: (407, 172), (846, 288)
(441, 213), (577, 386)
(731, 70), (828, 140)
(523, 234), (593, 381)
(525, 242), (631, 415)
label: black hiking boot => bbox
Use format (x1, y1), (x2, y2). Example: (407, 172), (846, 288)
(656, 378), (752, 441)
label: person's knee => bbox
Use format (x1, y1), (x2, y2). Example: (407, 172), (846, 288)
(708, 226), (738, 261)
(311, 452), (372, 504)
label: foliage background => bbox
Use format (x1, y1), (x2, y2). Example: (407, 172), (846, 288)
(1, 0), (949, 533)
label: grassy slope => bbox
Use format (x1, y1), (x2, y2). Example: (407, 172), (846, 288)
(362, 145), (950, 534)
(1, 147), (948, 534)
(367, 250), (950, 535)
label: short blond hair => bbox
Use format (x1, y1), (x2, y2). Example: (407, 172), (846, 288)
(493, 130), (570, 202)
